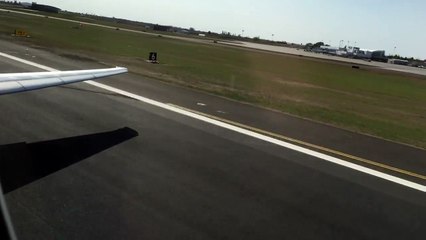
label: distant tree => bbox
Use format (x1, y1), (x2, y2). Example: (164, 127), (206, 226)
(253, 36), (260, 41)
(311, 42), (325, 49)
(305, 43), (313, 49)
(220, 31), (232, 39)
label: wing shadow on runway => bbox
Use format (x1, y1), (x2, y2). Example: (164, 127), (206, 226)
(0, 127), (138, 194)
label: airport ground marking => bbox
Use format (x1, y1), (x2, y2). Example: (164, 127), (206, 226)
(1, 51), (425, 193)
(168, 104), (426, 182)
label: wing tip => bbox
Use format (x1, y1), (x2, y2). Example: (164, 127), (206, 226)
(115, 66), (128, 73)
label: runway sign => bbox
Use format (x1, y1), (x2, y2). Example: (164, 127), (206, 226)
(149, 52), (158, 62)
(14, 29), (28, 37)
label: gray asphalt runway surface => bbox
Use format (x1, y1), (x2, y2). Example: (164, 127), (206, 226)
(0, 40), (425, 240)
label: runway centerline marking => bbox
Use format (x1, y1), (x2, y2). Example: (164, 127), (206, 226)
(1, 51), (425, 193)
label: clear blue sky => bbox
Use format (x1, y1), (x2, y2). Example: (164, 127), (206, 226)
(39, 0), (426, 59)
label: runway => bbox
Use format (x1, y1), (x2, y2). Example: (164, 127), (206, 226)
(1, 40), (425, 240)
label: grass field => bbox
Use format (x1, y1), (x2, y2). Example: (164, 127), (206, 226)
(1, 11), (426, 148)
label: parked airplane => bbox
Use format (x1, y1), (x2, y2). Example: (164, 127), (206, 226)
(0, 67), (127, 95)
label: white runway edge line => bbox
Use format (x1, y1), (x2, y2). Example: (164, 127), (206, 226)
(1, 52), (425, 193)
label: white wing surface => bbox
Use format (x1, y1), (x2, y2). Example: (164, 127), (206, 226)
(0, 67), (127, 95)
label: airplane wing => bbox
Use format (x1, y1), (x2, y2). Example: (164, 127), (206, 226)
(0, 67), (127, 95)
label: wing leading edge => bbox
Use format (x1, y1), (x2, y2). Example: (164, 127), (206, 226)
(0, 67), (127, 95)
